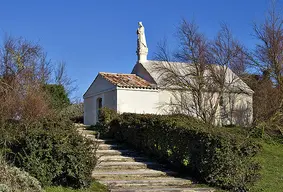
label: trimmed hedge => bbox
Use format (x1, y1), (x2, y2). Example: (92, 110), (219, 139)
(99, 109), (261, 191)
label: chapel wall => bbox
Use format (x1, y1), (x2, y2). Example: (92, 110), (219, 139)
(117, 88), (159, 114)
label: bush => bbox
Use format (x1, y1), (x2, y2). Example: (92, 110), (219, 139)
(5, 117), (96, 188)
(94, 107), (119, 137)
(43, 84), (71, 110)
(253, 110), (283, 142)
(45, 181), (108, 192)
(60, 103), (84, 123)
(100, 110), (261, 191)
(0, 156), (43, 192)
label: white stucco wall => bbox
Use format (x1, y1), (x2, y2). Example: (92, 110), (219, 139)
(156, 89), (253, 126)
(83, 74), (117, 125)
(117, 88), (159, 114)
(84, 90), (117, 125)
(84, 96), (95, 125)
(157, 90), (180, 114)
(220, 92), (253, 126)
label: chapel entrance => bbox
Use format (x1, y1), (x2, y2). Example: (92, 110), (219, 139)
(96, 97), (102, 122)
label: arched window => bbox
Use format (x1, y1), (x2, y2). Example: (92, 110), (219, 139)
(96, 97), (102, 122)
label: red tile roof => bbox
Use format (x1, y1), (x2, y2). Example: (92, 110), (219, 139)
(99, 72), (156, 89)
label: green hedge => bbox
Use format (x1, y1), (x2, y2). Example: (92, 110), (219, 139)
(4, 117), (96, 189)
(99, 109), (261, 191)
(94, 107), (119, 137)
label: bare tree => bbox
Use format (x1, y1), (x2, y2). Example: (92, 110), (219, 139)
(55, 61), (77, 96)
(210, 24), (251, 125)
(153, 20), (251, 125)
(252, 1), (283, 108)
(153, 20), (212, 123)
(242, 1), (283, 126)
(0, 36), (52, 122)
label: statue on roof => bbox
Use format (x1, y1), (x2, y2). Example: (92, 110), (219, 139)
(136, 22), (148, 62)
(137, 22), (147, 48)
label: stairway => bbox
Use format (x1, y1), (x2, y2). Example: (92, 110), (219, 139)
(79, 127), (215, 192)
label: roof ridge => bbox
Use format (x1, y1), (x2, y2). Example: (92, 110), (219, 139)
(99, 72), (136, 76)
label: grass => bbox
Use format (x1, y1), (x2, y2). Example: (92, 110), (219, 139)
(223, 126), (283, 191)
(45, 181), (108, 192)
(250, 140), (283, 192)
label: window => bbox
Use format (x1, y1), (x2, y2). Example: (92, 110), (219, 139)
(98, 98), (102, 109)
(96, 97), (102, 122)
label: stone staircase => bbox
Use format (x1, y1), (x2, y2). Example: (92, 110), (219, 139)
(79, 128), (214, 192)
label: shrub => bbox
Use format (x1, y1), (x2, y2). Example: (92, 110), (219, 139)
(43, 84), (71, 110)
(254, 110), (283, 142)
(45, 181), (108, 192)
(0, 156), (43, 192)
(94, 107), (119, 137)
(5, 117), (96, 188)
(60, 103), (84, 123)
(100, 110), (261, 191)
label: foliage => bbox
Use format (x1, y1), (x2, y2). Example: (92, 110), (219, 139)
(94, 107), (119, 137)
(60, 103), (84, 123)
(0, 36), (53, 123)
(0, 35), (90, 190)
(4, 117), (96, 188)
(249, 108), (283, 142)
(99, 109), (261, 191)
(242, 73), (280, 123)
(252, 2), (283, 107)
(43, 84), (71, 110)
(241, 2), (283, 125)
(0, 155), (43, 192)
(45, 181), (108, 192)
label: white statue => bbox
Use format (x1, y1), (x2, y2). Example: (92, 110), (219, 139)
(136, 22), (148, 62)
(137, 22), (147, 48)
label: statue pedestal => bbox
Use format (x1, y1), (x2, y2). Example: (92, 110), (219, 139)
(137, 48), (148, 63)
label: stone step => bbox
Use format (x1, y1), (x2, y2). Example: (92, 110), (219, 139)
(92, 169), (177, 180)
(79, 132), (215, 192)
(101, 178), (192, 188)
(96, 149), (136, 156)
(110, 187), (214, 192)
(98, 176), (185, 181)
(97, 155), (148, 162)
(80, 130), (96, 135)
(96, 161), (159, 170)
(87, 137), (115, 144)
(98, 143), (120, 150)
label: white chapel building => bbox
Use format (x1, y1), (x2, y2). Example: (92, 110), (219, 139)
(83, 22), (254, 126)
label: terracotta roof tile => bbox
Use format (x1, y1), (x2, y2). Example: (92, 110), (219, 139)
(99, 72), (156, 89)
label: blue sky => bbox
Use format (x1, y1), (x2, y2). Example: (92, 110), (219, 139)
(0, 0), (281, 100)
